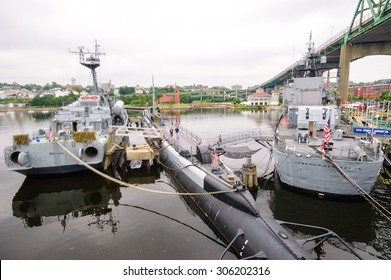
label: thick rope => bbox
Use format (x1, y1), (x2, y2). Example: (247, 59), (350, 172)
(274, 113), (391, 222)
(55, 140), (237, 196)
(323, 153), (391, 222)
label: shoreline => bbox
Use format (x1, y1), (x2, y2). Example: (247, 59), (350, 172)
(1, 104), (282, 113)
(0, 107), (58, 113)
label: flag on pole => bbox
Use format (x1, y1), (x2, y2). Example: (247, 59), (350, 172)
(319, 140), (325, 152)
(213, 148), (218, 167)
(324, 115), (331, 146)
(49, 126), (54, 141)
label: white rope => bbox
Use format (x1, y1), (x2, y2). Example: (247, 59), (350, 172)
(55, 140), (237, 196)
(323, 153), (391, 222)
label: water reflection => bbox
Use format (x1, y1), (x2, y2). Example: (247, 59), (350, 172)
(3, 109), (391, 259)
(116, 162), (161, 185)
(12, 173), (121, 232)
(259, 175), (390, 259)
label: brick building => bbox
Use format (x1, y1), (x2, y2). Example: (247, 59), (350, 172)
(348, 83), (391, 99)
(156, 89), (180, 104)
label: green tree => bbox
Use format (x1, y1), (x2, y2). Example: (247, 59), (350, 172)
(380, 92), (391, 100)
(71, 85), (83, 93)
(180, 93), (192, 104)
(232, 98), (241, 105)
(119, 86), (135, 95)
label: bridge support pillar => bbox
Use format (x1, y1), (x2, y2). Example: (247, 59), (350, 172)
(338, 42), (391, 106)
(337, 44), (352, 106)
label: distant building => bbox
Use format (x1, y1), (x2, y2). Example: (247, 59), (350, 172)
(156, 89), (180, 104)
(183, 84), (209, 91)
(348, 83), (391, 99)
(244, 88), (279, 105)
(231, 85), (242, 90)
(135, 85), (146, 94)
(101, 80), (114, 92)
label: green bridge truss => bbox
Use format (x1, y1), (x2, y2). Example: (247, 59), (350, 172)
(260, 0), (391, 89)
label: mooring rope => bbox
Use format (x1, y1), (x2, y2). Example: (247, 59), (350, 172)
(55, 140), (237, 196)
(323, 153), (391, 222)
(274, 113), (391, 222)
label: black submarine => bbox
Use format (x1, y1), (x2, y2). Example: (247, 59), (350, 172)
(142, 106), (366, 260)
(149, 135), (313, 260)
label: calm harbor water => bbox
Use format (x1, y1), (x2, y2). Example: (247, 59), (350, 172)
(0, 108), (390, 260)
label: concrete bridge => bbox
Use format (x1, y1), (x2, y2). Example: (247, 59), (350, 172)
(260, 0), (391, 104)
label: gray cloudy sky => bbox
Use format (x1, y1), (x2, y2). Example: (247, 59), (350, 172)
(1, 0), (390, 88)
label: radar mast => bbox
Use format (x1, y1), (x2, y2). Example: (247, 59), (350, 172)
(70, 40), (105, 95)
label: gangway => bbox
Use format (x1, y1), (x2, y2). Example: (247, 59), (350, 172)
(205, 129), (273, 148)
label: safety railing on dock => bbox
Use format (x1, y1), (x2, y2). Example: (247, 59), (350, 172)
(205, 129), (267, 148)
(179, 125), (202, 144)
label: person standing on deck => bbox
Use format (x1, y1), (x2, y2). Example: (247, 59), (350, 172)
(175, 127), (179, 138)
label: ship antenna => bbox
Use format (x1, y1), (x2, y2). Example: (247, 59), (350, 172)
(69, 40), (105, 95)
(303, 31), (318, 77)
(152, 75), (156, 112)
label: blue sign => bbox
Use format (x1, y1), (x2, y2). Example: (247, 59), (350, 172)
(353, 127), (391, 136)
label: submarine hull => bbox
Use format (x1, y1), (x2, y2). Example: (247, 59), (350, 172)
(158, 140), (313, 260)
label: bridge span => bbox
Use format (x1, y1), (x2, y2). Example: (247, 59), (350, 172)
(260, 0), (391, 104)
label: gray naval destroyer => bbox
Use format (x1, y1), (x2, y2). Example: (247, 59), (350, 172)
(3, 42), (128, 176)
(272, 34), (383, 197)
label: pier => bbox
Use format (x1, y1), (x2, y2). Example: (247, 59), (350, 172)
(157, 124), (273, 162)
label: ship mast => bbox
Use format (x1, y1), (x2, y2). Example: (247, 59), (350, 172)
(303, 32), (317, 78)
(152, 75), (156, 112)
(70, 40), (105, 95)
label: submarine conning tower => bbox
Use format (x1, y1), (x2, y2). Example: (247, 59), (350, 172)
(158, 140), (260, 217)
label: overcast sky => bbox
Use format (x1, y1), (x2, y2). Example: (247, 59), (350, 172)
(1, 0), (390, 88)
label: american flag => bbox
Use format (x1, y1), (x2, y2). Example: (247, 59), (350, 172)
(324, 116), (331, 146)
(49, 126), (54, 141)
(213, 147), (218, 167)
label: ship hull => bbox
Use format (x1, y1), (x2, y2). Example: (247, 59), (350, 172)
(273, 148), (382, 196)
(4, 139), (107, 176)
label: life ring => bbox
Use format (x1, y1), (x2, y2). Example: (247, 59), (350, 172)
(90, 95), (98, 100)
(81, 95), (89, 100)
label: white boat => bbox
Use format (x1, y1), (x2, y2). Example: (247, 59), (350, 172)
(272, 34), (383, 197)
(3, 42), (128, 176)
